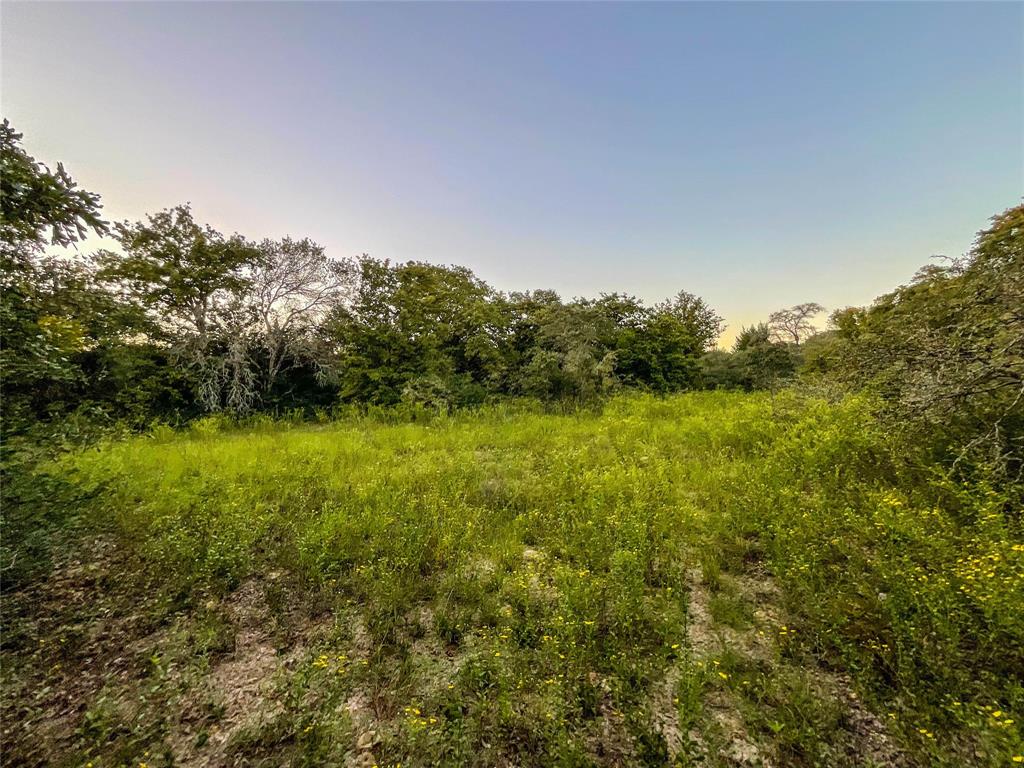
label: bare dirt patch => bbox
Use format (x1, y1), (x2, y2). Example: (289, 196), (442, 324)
(167, 580), (287, 766)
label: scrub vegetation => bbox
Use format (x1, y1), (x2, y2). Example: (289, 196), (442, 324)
(2, 125), (1022, 766)
(4, 393), (1022, 767)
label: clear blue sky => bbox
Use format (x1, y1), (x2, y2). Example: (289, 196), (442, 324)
(3, 1), (1021, 343)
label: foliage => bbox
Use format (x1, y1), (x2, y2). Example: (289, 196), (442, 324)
(0, 119), (778, 428)
(3, 118), (1023, 768)
(7, 392), (1016, 766)
(1, 122), (112, 436)
(515, 299), (619, 404)
(700, 323), (797, 391)
(97, 205), (263, 412)
(327, 257), (507, 406)
(812, 205), (1024, 494)
(247, 237), (356, 397)
(0, 119), (107, 250)
(1, 119), (732, 426)
(614, 292), (722, 392)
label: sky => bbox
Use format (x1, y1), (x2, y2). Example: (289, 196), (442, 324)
(3, 1), (1022, 344)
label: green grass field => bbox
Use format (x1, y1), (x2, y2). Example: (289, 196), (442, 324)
(3, 392), (1022, 767)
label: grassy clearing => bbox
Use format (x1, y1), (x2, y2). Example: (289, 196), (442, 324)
(2, 391), (1021, 767)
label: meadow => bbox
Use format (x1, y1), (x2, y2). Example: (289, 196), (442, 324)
(3, 391), (1022, 767)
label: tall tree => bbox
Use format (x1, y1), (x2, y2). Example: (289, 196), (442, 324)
(0, 120), (114, 433)
(621, 291), (723, 392)
(768, 302), (824, 345)
(98, 205), (261, 411)
(247, 237), (355, 395)
(733, 323), (771, 352)
(654, 291), (724, 353)
(516, 301), (618, 404)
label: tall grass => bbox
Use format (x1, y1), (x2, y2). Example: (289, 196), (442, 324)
(47, 391), (1023, 765)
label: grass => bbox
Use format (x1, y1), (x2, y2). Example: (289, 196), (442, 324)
(2, 391), (1021, 766)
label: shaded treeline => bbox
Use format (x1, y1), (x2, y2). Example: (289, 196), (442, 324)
(1, 120), (752, 432)
(2, 119), (1022, 493)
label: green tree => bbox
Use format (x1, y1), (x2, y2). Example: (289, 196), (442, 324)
(616, 291), (723, 392)
(98, 205), (261, 411)
(515, 301), (618, 405)
(0, 119), (107, 254)
(699, 323), (796, 391)
(0, 121), (147, 588)
(0, 120), (116, 434)
(328, 258), (506, 406)
(733, 322), (771, 351)
(656, 291), (724, 352)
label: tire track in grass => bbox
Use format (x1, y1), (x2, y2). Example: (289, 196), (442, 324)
(686, 565), (770, 767)
(665, 554), (905, 767)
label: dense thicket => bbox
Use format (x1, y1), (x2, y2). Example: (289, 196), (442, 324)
(802, 208), (1024, 496)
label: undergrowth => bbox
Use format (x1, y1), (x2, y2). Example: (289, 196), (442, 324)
(2, 391), (1020, 766)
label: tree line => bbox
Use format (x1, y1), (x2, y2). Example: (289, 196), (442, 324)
(2, 119), (1021, 494)
(2, 120), (793, 429)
